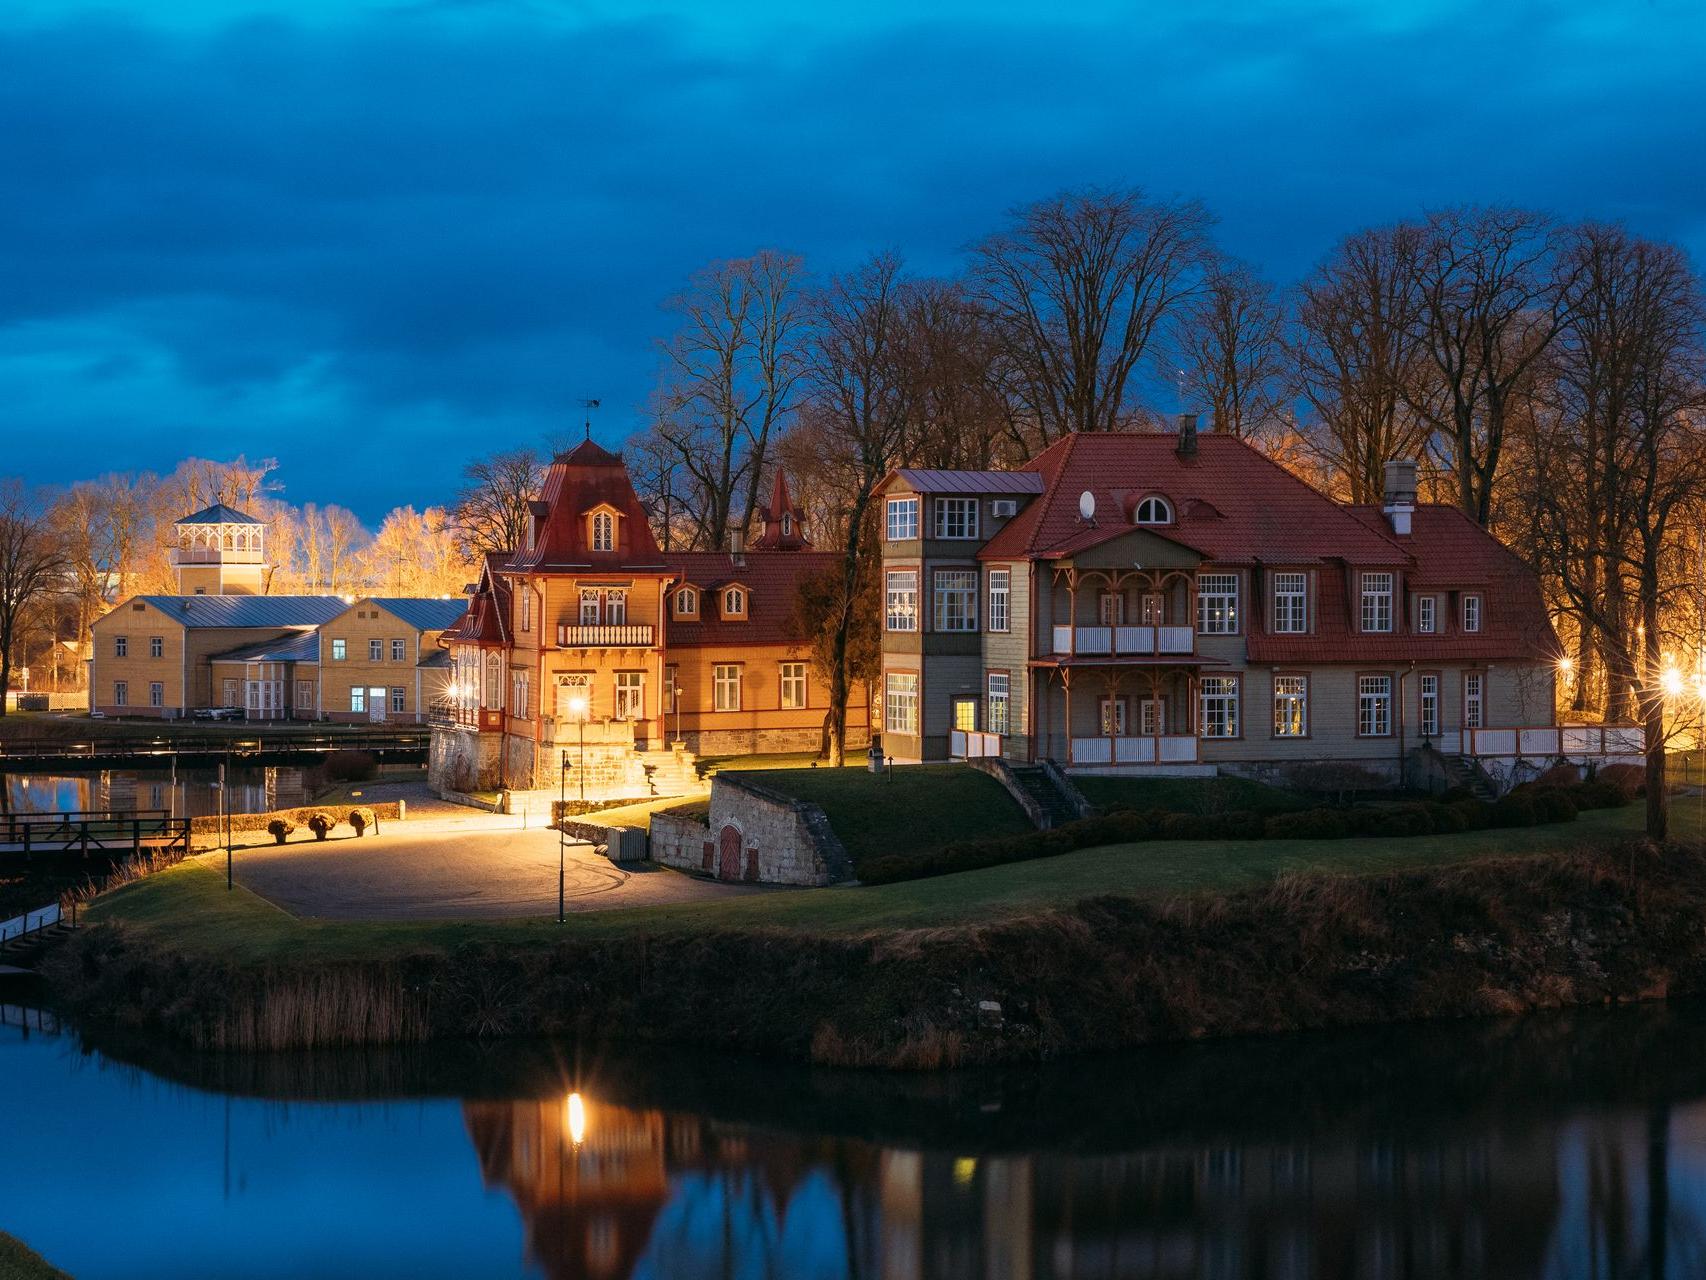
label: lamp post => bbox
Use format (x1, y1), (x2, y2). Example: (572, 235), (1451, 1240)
(558, 748), (568, 924)
(568, 693), (588, 802)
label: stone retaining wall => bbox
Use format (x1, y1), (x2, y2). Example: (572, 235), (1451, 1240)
(649, 774), (851, 886)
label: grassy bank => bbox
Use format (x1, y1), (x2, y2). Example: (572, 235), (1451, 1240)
(0, 1234), (70, 1280)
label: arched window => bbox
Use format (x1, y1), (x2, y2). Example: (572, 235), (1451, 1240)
(591, 511), (614, 552)
(780, 513), (793, 537)
(1134, 496), (1173, 525)
(675, 587), (698, 616)
(724, 586), (746, 616)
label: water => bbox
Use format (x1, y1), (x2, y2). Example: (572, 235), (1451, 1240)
(5, 1000), (1706, 1279)
(2, 767), (310, 818)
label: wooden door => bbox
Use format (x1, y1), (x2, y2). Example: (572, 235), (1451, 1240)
(718, 825), (743, 881)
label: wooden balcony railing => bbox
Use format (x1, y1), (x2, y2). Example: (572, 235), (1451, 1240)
(1050, 624), (1194, 657)
(556, 624), (655, 647)
(1069, 735), (1199, 765)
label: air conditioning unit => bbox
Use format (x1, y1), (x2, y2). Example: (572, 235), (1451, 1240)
(991, 499), (1018, 518)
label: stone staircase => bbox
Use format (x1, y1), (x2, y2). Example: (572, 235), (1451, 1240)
(638, 745), (706, 797)
(1440, 752), (1499, 801)
(1009, 763), (1083, 829)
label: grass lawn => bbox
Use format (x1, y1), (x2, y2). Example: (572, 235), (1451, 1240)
(88, 802), (1683, 965)
(566, 795), (708, 830)
(697, 751), (824, 776)
(1073, 774), (1311, 816)
(735, 765), (1032, 867)
(0, 1234), (70, 1280)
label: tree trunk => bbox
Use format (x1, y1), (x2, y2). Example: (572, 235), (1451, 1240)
(1642, 586), (1668, 842)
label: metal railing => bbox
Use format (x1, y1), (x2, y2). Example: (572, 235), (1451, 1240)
(1, 901), (63, 946)
(556, 623), (655, 647)
(0, 730), (429, 762)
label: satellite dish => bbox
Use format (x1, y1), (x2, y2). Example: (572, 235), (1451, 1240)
(1078, 490), (1097, 521)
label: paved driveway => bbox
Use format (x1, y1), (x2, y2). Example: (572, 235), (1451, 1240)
(230, 808), (759, 921)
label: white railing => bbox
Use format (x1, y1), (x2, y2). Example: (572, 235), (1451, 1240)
(1070, 735), (1198, 765)
(950, 729), (1003, 759)
(170, 548), (264, 564)
(1051, 624), (1194, 657)
(556, 624), (655, 647)
(0, 902), (60, 946)
(1447, 725), (1644, 759)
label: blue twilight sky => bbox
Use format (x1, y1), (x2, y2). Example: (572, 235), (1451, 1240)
(2, 0), (1703, 523)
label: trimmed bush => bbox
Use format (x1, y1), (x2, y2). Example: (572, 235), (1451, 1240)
(1493, 793), (1540, 828)
(348, 807), (378, 837)
(1529, 788), (1579, 824)
(1570, 780), (1628, 811)
(1599, 763), (1646, 799)
(1264, 808), (1350, 840)
(265, 819), (294, 846)
(1536, 762), (1583, 788)
(306, 812), (336, 841)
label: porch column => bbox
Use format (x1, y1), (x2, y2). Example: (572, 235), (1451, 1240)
(1065, 569), (1078, 655)
(1148, 668), (1162, 760)
(1062, 669), (1074, 765)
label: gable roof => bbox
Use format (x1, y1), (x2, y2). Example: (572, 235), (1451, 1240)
(175, 503), (264, 526)
(508, 439), (665, 572)
(662, 551), (834, 647)
(441, 553), (513, 646)
(357, 598), (473, 632)
(209, 630), (320, 664)
(128, 595), (348, 628)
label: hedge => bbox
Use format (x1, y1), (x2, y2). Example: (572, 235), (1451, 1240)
(857, 781), (1628, 885)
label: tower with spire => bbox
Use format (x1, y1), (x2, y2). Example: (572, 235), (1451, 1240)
(748, 471), (809, 551)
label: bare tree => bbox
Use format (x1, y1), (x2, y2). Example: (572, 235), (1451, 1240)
(0, 483), (67, 715)
(892, 279), (1025, 468)
(972, 186), (1212, 440)
(452, 448), (545, 558)
(1169, 258), (1287, 441)
(1292, 224), (1434, 502)
(1408, 207), (1574, 525)
(652, 250), (809, 548)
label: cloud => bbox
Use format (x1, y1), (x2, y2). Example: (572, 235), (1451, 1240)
(0, 1), (1701, 520)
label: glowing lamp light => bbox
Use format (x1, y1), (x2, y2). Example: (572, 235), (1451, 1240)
(1661, 669), (1686, 698)
(1556, 656), (1574, 675)
(565, 1092), (587, 1146)
(568, 695), (589, 718)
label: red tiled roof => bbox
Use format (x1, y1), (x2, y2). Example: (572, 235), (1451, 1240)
(748, 470), (812, 550)
(664, 550), (837, 647)
(508, 439), (664, 571)
(979, 432), (1405, 566)
(441, 552), (513, 646)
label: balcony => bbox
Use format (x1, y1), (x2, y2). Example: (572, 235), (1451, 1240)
(556, 623), (655, 648)
(171, 548), (264, 565)
(1050, 624), (1194, 658)
(1435, 725), (1643, 760)
(1069, 735), (1200, 765)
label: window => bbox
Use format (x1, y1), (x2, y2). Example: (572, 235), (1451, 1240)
(1098, 591), (1125, 625)
(606, 589), (627, 626)
(113, 681), (127, 706)
(149, 635), (163, 659)
(521, 588), (532, 633)
(885, 496), (919, 541)
(392, 639), (406, 662)
(614, 671), (644, 720)
(713, 664), (741, 711)
(1464, 672), (1484, 729)
(296, 679), (314, 710)
(115, 636), (127, 658)
(781, 513), (793, 538)
(511, 670), (530, 720)
(1200, 676), (1239, 738)
(579, 589), (600, 625)
(779, 662), (806, 710)
(1273, 675), (1308, 737)
(1134, 495), (1172, 524)
(1139, 593), (1164, 624)
(664, 665), (679, 713)
(885, 571), (918, 632)
(932, 569), (978, 631)
(1197, 573), (1240, 634)
(674, 586), (698, 617)
(1272, 573), (1307, 633)
(987, 672), (1010, 735)
(933, 497), (979, 539)
(1417, 595), (1437, 634)
(1360, 573), (1394, 633)
(369, 639), (384, 662)
(1420, 673), (1440, 738)
(149, 682), (163, 708)
(331, 639), (347, 661)
(722, 586), (746, 617)
(1462, 594), (1482, 632)
(351, 687), (366, 713)
(591, 510), (614, 552)
(987, 569), (1010, 633)
(1358, 675), (1393, 736)
(391, 686), (406, 713)
(884, 671), (918, 735)
(223, 678), (239, 707)
(953, 699), (978, 732)
(1099, 697), (1127, 736)
(1139, 698), (1163, 735)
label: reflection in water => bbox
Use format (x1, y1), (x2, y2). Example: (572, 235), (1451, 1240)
(7, 1003), (1706, 1278)
(4, 766), (308, 817)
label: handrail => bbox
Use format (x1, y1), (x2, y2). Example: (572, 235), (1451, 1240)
(0, 731), (429, 760)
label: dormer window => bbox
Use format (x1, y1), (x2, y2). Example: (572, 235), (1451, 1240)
(1133, 495), (1173, 525)
(723, 586), (747, 618)
(675, 586), (699, 618)
(1462, 594), (1482, 632)
(591, 511), (614, 552)
(780, 513), (792, 538)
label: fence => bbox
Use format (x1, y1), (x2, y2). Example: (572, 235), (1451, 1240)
(0, 809), (192, 858)
(0, 901), (62, 946)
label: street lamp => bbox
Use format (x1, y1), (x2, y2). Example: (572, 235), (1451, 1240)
(558, 747), (568, 924)
(568, 692), (589, 802)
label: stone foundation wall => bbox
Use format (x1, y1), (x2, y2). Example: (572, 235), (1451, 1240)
(428, 726), (503, 792)
(649, 774), (852, 886)
(1218, 758), (1403, 792)
(685, 725), (869, 757)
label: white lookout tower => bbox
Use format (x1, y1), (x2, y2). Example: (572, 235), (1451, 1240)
(171, 503), (269, 596)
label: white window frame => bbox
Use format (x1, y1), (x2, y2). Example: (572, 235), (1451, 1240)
(591, 510), (614, 552)
(1133, 495), (1172, 525)
(369, 639), (384, 662)
(579, 588), (600, 625)
(390, 686), (406, 713)
(391, 639), (406, 662)
(713, 664), (742, 712)
(933, 497), (979, 540)
(1197, 573), (1240, 635)
(1272, 573), (1307, 634)
(1464, 672), (1484, 729)
(614, 671), (644, 720)
(1360, 573), (1394, 633)
(1273, 675), (1307, 737)
(885, 570), (918, 632)
(674, 586), (698, 617)
(1199, 675), (1239, 738)
(779, 661), (806, 710)
(1417, 595), (1437, 633)
(885, 496), (919, 541)
(932, 569), (978, 632)
(1420, 673), (1440, 738)
(351, 687), (366, 713)
(606, 589), (628, 626)
(331, 639), (346, 661)
(1462, 594), (1482, 632)
(986, 671), (1010, 735)
(722, 586), (746, 617)
(113, 681), (127, 706)
(884, 671), (918, 736)
(115, 636), (127, 658)
(1358, 675), (1393, 737)
(149, 635), (163, 659)
(511, 670), (530, 720)
(987, 569), (1010, 633)
(296, 679), (315, 710)
(148, 681), (164, 708)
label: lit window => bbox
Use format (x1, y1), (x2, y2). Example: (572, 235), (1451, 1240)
(723, 587), (746, 617)
(987, 569), (1010, 633)
(713, 664), (741, 711)
(1359, 675), (1392, 736)
(885, 571), (918, 632)
(351, 687), (366, 713)
(1133, 495), (1172, 524)
(933, 497), (979, 539)
(1272, 573), (1307, 633)
(932, 569), (978, 631)
(779, 661), (806, 709)
(606, 589), (627, 625)
(884, 671), (918, 735)
(614, 671), (643, 720)
(1361, 573), (1394, 632)
(1462, 595), (1482, 632)
(1420, 673), (1440, 737)
(1197, 573), (1239, 634)
(987, 672), (1010, 734)
(1200, 676), (1239, 738)
(885, 497), (919, 541)
(591, 511), (614, 552)
(675, 586), (698, 617)
(1417, 596), (1437, 633)
(1273, 675), (1307, 736)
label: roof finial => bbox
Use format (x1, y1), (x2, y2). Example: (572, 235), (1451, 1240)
(580, 398), (600, 441)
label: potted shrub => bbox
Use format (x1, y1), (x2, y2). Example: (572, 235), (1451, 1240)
(348, 806), (377, 837)
(266, 818), (295, 846)
(307, 812), (336, 841)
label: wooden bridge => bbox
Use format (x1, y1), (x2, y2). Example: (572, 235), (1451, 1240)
(0, 809), (192, 859)
(0, 729), (429, 772)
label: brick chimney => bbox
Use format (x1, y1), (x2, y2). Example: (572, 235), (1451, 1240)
(1383, 459), (1417, 535)
(1175, 412), (1199, 458)
(728, 526), (746, 566)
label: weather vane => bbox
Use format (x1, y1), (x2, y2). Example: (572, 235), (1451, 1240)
(580, 398), (600, 440)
